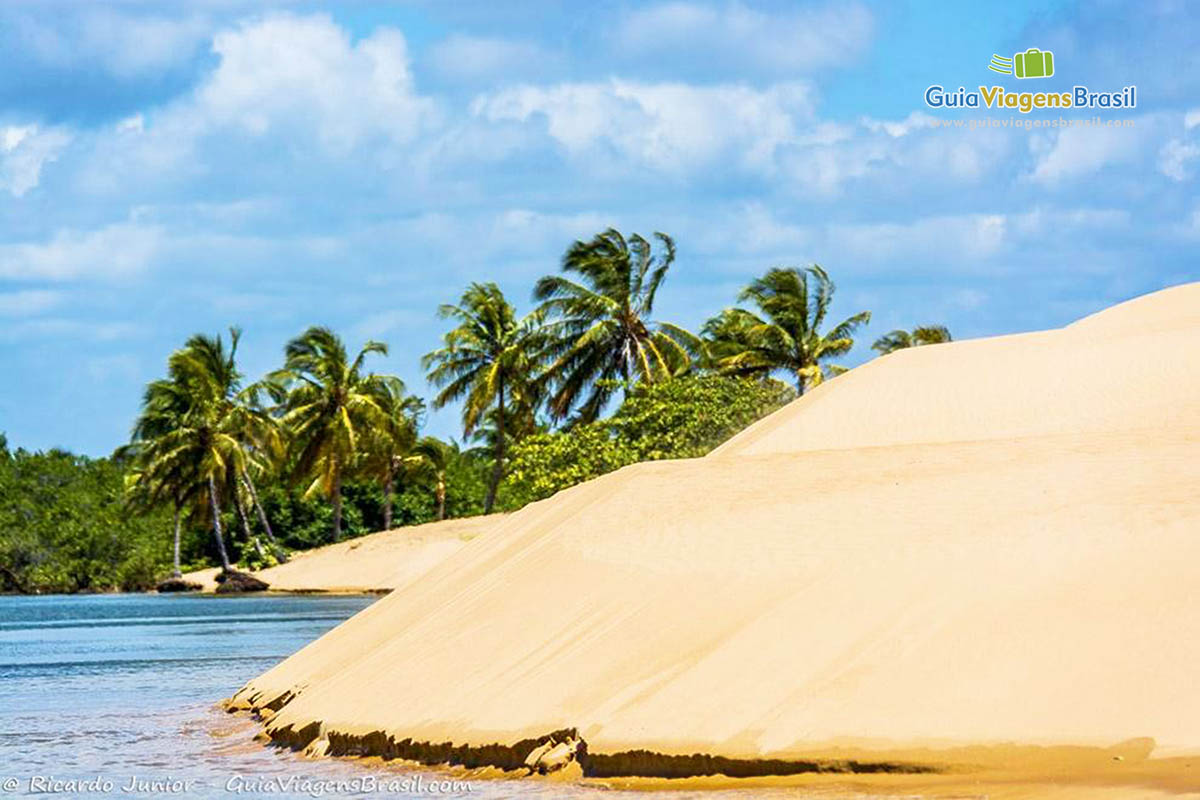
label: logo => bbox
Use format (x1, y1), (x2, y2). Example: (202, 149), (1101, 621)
(989, 48), (1055, 79)
(922, 45), (1135, 114)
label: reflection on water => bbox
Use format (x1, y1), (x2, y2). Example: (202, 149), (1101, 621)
(0, 594), (818, 799)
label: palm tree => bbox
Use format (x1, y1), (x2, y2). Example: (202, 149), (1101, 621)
(129, 331), (249, 573)
(361, 379), (423, 531)
(534, 228), (695, 422)
(272, 327), (393, 542)
(872, 325), (952, 355)
(422, 282), (551, 513)
(412, 436), (457, 521)
(121, 440), (193, 579)
(704, 266), (871, 395)
(226, 383), (288, 562)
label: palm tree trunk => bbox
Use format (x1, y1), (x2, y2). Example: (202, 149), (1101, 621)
(331, 467), (343, 542)
(242, 471), (286, 562)
(207, 476), (233, 572)
(383, 468), (394, 531)
(435, 474), (446, 521)
(172, 505), (182, 579)
(234, 487), (268, 562)
(235, 487), (253, 544)
(484, 377), (505, 513)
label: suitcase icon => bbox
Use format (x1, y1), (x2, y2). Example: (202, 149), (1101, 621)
(1014, 48), (1054, 79)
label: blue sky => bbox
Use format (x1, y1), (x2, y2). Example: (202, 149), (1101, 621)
(1, 0), (1197, 455)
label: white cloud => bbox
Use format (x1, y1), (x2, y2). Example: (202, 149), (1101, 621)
(829, 214), (1009, 264)
(0, 224), (164, 281)
(692, 205), (1133, 277)
(0, 289), (63, 316)
(196, 14), (437, 152)
(0, 124), (71, 196)
(777, 112), (1013, 194)
(73, 13), (442, 194)
(472, 79), (813, 173)
(1029, 125), (1145, 183)
(1159, 138), (1200, 181)
(615, 1), (873, 74)
(861, 112), (937, 138)
(427, 34), (553, 84)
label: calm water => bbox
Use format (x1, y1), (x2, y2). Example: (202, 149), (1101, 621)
(0, 594), (805, 800)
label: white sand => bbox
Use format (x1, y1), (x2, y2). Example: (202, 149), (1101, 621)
(181, 515), (499, 593)
(229, 283), (1200, 794)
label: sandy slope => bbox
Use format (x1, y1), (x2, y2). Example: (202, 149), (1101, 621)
(181, 515), (500, 593)
(229, 283), (1200, 795)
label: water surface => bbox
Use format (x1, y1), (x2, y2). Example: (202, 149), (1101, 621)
(0, 593), (806, 799)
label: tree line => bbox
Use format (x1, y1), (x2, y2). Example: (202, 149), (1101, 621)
(2, 227), (952, 590)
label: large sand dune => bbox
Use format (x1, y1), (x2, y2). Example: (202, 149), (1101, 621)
(229, 283), (1200, 794)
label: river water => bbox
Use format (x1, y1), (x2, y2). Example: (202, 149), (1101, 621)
(0, 594), (813, 799)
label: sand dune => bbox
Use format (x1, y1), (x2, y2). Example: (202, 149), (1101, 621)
(181, 515), (499, 593)
(229, 283), (1200, 795)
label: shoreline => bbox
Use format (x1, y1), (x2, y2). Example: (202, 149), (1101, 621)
(221, 700), (1200, 797)
(176, 514), (502, 595)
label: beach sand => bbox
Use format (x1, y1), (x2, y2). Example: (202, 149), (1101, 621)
(181, 514), (500, 593)
(227, 283), (1200, 796)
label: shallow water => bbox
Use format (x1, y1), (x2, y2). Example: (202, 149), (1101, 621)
(0, 593), (822, 799)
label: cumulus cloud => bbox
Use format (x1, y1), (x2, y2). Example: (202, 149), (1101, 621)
(471, 79), (813, 173)
(614, 1), (873, 75)
(0, 124), (71, 196)
(196, 14), (437, 152)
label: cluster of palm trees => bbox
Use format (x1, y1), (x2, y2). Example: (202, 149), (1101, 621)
(421, 227), (951, 512)
(125, 327), (444, 578)
(129, 226), (952, 578)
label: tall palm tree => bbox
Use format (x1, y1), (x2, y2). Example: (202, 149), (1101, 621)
(361, 378), (423, 531)
(422, 282), (551, 513)
(704, 266), (871, 395)
(129, 331), (249, 573)
(412, 436), (457, 521)
(227, 383), (288, 562)
(872, 325), (952, 355)
(271, 327), (393, 542)
(121, 440), (194, 579)
(534, 228), (694, 422)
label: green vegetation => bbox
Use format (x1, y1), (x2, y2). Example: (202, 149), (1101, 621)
(499, 375), (795, 509)
(702, 265), (871, 395)
(0, 226), (952, 592)
(872, 325), (953, 354)
(534, 228), (693, 422)
(422, 283), (553, 513)
(0, 445), (169, 593)
(270, 327), (401, 541)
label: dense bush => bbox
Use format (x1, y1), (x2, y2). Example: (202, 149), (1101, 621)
(499, 375), (793, 510)
(0, 445), (172, 593)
